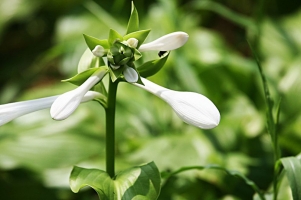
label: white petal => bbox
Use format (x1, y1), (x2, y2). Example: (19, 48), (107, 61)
(51, 69), (107, 120)
(92, 45), (105, 57)
(138, 32), (189, 52)
(124, 66), (138, 83)
(133, 78), (220, 129)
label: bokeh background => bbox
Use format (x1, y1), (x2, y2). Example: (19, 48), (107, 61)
(1, 0), (301, 199)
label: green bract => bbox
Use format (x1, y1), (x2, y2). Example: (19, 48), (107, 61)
(137, 51), (170, 77)
(126, 1), (139, 34)
(70, 162), (161, 200)
(123, 30), (151, 48)
(83, 34), (110, 53)
(62, 67), (107, 88)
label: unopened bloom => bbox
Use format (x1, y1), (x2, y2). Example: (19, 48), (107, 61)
(123, 66), (138, 83)
(51, 69), (107, 120)
(92, 45), (105, 57)
(126, 38), (138, 48)
(122, 32), (188, 83)
(0, 91), (101, 126)
(134, 78), (220, 129)
(138, 32), (189, 52)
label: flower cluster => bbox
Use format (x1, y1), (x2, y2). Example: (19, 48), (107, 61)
(0, 3), (220, 130)
(0, 30), (220, 129)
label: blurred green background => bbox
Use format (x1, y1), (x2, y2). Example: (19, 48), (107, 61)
(1, 0), (301, 199)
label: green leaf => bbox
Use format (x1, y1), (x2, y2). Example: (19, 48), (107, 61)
(162, 164), (265, 200)
(83, 34), (109, 51)
(70, 162), (161, 200)
(126, 1), (139, 34)
(109, 29), (124, 45)
(78, 48), (105, 73)
(137, 51), (170, 77)
(124, 29), (151, 48)
(70, 166), (112, 199)
(280, 157), (301, 200)
(63, 67), (108, 86)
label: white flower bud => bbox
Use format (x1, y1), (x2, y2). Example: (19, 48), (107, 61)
(0, 91), (101, 126)
(0, 96), (57, 126)
(92, 45), (105, 57)
(127, 38), (138, 48)
(124, 66), (138, 83)
(51, 69), (107, 120)
(110, 64), (120, 70)
(133, 78), (220, 129)
(138, 32), (189, 52)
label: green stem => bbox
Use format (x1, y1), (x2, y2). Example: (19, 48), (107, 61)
(105, 79), (119, 178)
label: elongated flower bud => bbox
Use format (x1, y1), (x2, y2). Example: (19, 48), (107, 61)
(138, 32), (189, 52)
(50, 69), (107, 120)
(133, 78), (220, 129)
(0, 91), (101, 126)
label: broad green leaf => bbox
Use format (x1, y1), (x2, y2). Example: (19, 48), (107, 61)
(161, 165), (265, 200)
(63, 67), (108, 86)
(137, 51), (170, 77)
(280, 157), (301, 200)
(70, 162), (161, 200)
(126, 2), (139, 34)
(70, 167), (113, 199)
(83, 34), (109, 51)
(109, 29), (124, 45)
(124, 29), (151, 48)
(78, 48), (105, 73)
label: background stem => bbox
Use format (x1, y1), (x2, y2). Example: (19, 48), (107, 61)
(105, 79), (119, 178)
